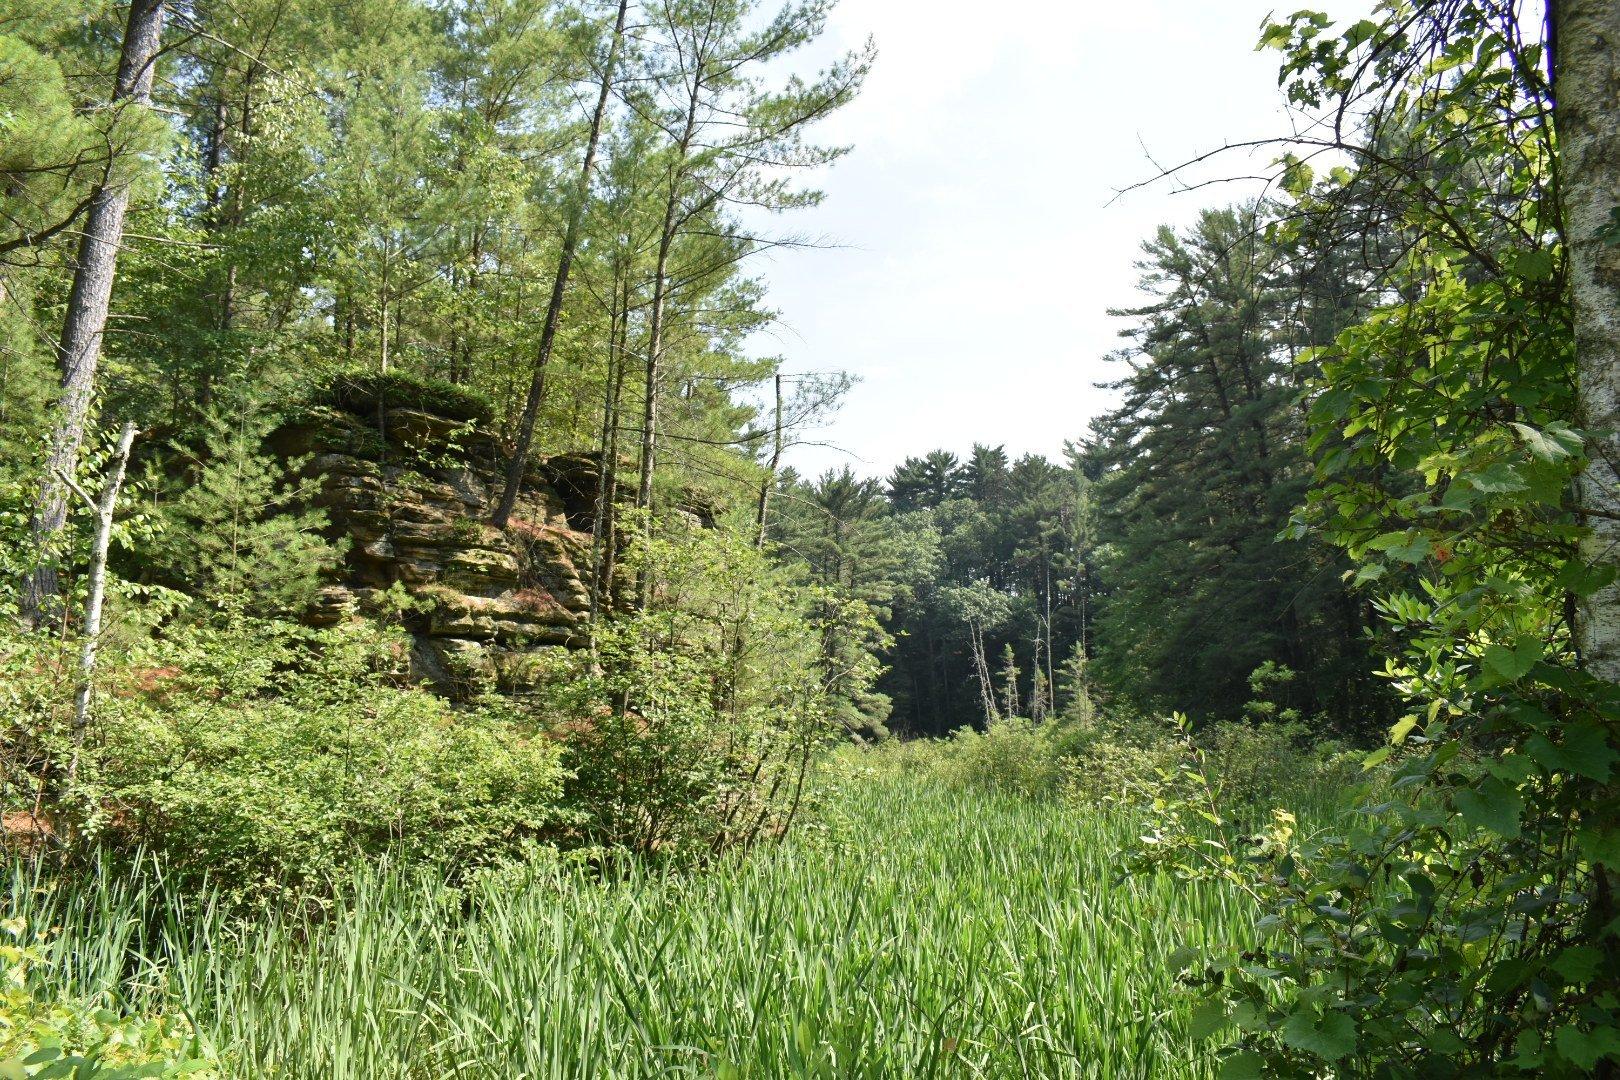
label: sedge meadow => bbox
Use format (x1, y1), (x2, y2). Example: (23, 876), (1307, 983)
(12, 755), (1277, 1078)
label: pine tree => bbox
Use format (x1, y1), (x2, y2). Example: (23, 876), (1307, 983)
(153, 392), (341, 615)
(886, 450), (963, 511)
(997, 642), (1021, 721)
(1087, 205), (1381, 726)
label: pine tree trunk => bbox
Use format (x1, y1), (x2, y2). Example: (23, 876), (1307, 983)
(21, 0), (165, 625)
(494, 0), (629, 529)
(754, 373), (784, 547)
(588, 263), (632, 631)
(633, 71), (704, 584)
(636, 219), (677, 519)
(1558, 0), (1620, 680)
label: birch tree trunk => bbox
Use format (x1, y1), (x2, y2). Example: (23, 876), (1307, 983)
(1554, 0), (1620, 985)
(64, 422), (137, 785)
(21, 0), (165, 626)
(493, 0), (630, 529)
(1557, 0), (1620, 680)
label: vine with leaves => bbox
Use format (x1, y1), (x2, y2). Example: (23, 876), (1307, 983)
(1140, 3), (1620, 1075)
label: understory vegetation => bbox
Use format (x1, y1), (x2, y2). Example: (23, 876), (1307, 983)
(3, 0), (1620, 1075)
(6, 753), (1278, 1079)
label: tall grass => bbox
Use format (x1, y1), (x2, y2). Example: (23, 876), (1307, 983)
(8, 764), (1260, 1078)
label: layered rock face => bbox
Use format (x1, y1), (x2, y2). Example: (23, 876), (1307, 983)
(270, 405), (605, 698)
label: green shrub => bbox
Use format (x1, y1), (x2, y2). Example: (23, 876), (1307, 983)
(318, 368), (495, 425)
(540, 517), (877, 860)
(845, 718), (1076, 800)
(1059, 713), (1185, 808)
(857, 707), (1360, 821)
(146, 391), (342, 618)
(1196, 719), (1357, 814)
(930, 718), (1068, 798)
(58, 617), (566, 900)
(0, 917), (219, 1077)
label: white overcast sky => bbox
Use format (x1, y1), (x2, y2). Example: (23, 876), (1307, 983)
(742, 0), (1362, 479)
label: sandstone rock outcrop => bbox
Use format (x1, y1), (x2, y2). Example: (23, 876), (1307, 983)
(270, 404), (607, 698)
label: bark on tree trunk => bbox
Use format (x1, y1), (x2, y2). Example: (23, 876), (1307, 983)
(754, 373), (784, 548)
(494, 0), (630, 529)
(1558, 0), (1620, 680)
(63, 422), (137, 784)
(636, 215), (678, 516)
(588, 264), (632, 635)
(633, 66), (704, 610)
(21, 0), (165, 626)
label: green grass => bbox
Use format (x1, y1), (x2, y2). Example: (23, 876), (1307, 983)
(8, 763), (1256, 1078)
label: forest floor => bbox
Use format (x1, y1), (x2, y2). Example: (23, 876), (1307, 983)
(13, 759), (1251, 1078)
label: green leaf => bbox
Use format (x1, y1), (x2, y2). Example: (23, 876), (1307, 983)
(1556, 558), (1618, 598)
(1482, 640), (1539, 681)
(1366, 531), (1430, 564)
(1468, 462), (1527, 494)
(1258, 23), (1293, 51)
(1311, 386), (1354, 421)
(1343, 18), (1378, 47)
(1440, 482), (1481, 511)
(1577, 825), (1620, 866)
(1554, 1024), (1620, 1070)
(1352, 563), (1386, 586)
(1454, 778), (1523, 837)
(1188, 999), (1230, 1041)
(1281, 1007), (1357, 1061)
(1166, 945), (1199, 973)
(1390, 714), (1419, 744)
(1512, 1029), (1546, 1068)
(1511, 421), (1579, 461)
(1508, 249), (1555, 281)
(1551, 945), (1601, 983)
(1526, 722), (1618, 782)
(1218, 1051), (1266, 1080)
(1597, 206), (1620, 247)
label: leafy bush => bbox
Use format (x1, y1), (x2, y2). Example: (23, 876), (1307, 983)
(318, 368), (494, 425)
(541, 518), (876, 860)
(927, 718), (1069, 798)
(0, 918), (218, 1077)
(1058, 713), (1184, 808)
(7, 615), (567, 900)
(1195, 719), (1357, 814)
(852, 704), (1359, 822)
(846, 718), (1085, 800)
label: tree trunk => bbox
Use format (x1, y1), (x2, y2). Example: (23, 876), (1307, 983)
(1558, 0), (1620, 680)
(493, 0), (630, 529)
(1556, 5), (1620, 1027)
(588, 262), (632, 632)
(754, 373), (784, 547)
(634, 70), (704, 592)
(21, 0), (165, 625)
(64, 422), (137, 784)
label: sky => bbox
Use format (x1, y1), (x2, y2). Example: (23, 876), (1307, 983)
(743, 0), (1360, 480)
